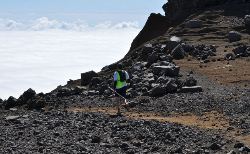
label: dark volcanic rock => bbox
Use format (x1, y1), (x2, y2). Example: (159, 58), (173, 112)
(129, 13), (171, 52)
(185, 20), (203, 28)
(5, 96), (17, 109)
(26, 95), (46, 109)
(228, 31), (241, 42)
(81, 70), (98, 86)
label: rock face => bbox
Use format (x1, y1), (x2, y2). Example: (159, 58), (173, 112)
(81, 71), (98, 86)
(128, 13), (171, 52)
(162, 0), (239, 21)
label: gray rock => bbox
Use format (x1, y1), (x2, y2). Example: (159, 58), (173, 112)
(91, 135), (101, 143)
(160, 61), (170, 66)
(166, 80), (178, 92)
(148, 51), (160, 63)
(130, 90), (139, 97)
(181, 86), (202, 93)
(101, 65), (109, 72)
(88, 90), (98, 96)
(182, 42), (194, 52)
(232, 46), (246, 55)
(153, 66), (180, 76)
(6, 116), (20, 121)
(167, 36), (182, 50)
(23, 88), (36, 101)
(90, 77), (102, 85)
(141, 44), (153, 55)
(227, 150), (236, 154)
(57, 88), (72, 97)
(210, 143), (221, 150)
(73, 86), (87, 95)
(234, 142), (244, 148)
(242, 146), (250, 152)
(228, 31), (241, 42)
(5, 96), (17, 109)
(183, 77), (197, 87)
(149, 85), (165, 97)
(160, 54), (173, 62)
(150, 63), (160, 70)
(156, 76), (169, 84)
(171, 44), (185, 59)
(81, 70), (98, 86)
(244, 15), (250, 26)
(225, 53), (234, 60)
(27, 96), (46, 109)
(185, 20), (203, 28)
(130, 62), (143, 74)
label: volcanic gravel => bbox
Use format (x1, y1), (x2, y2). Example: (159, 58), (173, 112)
(0, 109), (240, 154)
(1, 71), (250, 153)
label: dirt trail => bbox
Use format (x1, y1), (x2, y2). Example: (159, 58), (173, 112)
(66, 107), (250, 146)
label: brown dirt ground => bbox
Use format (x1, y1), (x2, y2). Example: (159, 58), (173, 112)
(66, 107), (250, 146)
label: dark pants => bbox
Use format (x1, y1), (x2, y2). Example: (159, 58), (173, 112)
(115, 86), (126, 98)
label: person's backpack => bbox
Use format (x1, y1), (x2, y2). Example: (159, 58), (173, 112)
(117, 70), (126, 82)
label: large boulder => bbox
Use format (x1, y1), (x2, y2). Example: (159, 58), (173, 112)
(148, 51), (160, 64)
(23, 88), (36, 100)
(5, 96), (17, 109)
(27, 95), (46, 109)
(166, 80), (178, 92)
(139, 44), (154, 61)
(181, 86), (202, 93)
(228, 31), (241, 42)
(73, 86), (87, 95)
(57, 88), (72, 97)
(156, 76), (169, 84)
(88, 90), (99, 96)
(171, 44), (185, 59)
(90, 77), (102, 86)
(232, 46), (246, 55)
(98, 84), (109, 95)
(185, 20), (203, 28)
(21, 88), (36, 105)
(183, 77), (197, 87)
(182, 42), (194, 52)
(160, 54), (173, 62)
(81, 71), (98, 86)
(167, 36), (182, 50)
(245, 15), (250, 27)
(153, 66), (180, 76)
(149, 85), (165, 97)
(130, 62), (144, 74)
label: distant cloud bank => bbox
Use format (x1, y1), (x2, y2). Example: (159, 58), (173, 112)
(0, 17), (139, 31)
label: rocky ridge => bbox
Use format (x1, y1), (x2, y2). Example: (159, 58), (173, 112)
(1, 1), (250, 153)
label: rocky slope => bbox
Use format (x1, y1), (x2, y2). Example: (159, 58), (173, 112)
(1, 0), (250, 153)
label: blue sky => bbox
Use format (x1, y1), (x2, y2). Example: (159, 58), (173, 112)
(0, 0), (166, 14)
(0, 0), (166, 29)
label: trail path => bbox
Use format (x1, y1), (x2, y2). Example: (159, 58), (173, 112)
(66, 107), (250, 146)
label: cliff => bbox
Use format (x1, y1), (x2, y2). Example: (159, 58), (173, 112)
(128, 13), (171, 53)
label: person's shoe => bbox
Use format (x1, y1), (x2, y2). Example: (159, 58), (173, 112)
(125, 100), (130, 111)
(117, 108), (121, 115)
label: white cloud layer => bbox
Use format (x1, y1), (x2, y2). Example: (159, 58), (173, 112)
(0, 28), (140, 100)
(0, 17), (139, 31)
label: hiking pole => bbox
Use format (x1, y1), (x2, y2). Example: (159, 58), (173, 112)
(108, 87), (130, 111)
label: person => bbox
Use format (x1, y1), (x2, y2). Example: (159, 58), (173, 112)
(113, 63), (129, 115)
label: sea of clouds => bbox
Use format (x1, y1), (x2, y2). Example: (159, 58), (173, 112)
(0, 17), (141, 100)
